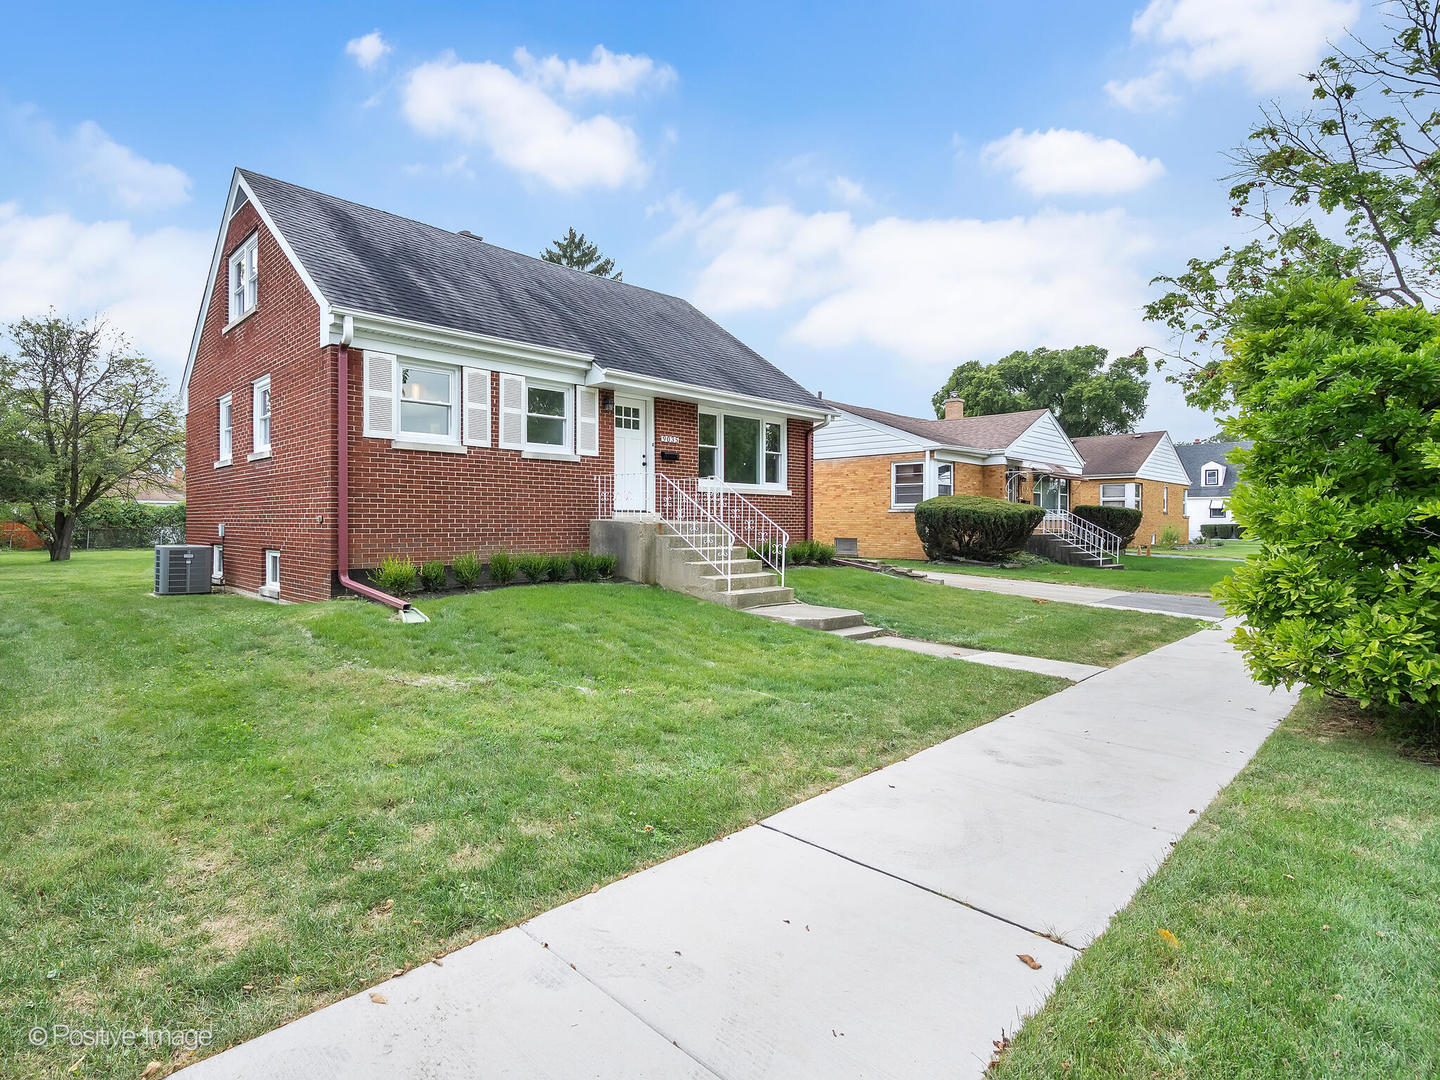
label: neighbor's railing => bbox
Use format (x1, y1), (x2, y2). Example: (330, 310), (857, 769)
(596, 473), (790, 587)
(1037, 509), (1122, 565)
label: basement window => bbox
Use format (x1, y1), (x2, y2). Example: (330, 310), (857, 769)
(262, 550), (280, 597)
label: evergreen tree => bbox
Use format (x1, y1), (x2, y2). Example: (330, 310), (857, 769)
(541, 228), (622, 280)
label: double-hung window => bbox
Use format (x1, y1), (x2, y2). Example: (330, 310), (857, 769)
(398, 363), (458, 442)
(1210, 503), (1227, 518)
(1100, 482), (1142, 509)
(227, 235), (258, 323)
(1202, 467), (1221, 486)
(217, 394), (233, 464)
(937, 463), (953, 497)
(892, 461), (924, 508)
(252, 376), (271, 454)
(525, 382), (571, 450)
(698, 411), (786, 488)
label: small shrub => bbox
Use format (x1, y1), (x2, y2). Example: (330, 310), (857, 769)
(452, 551), (483, 588)
(1157, 525), (1182, 550)
(516, 552), (549, 583)
(784, 539), (837, 566)
(1071, 505), (1143, 548)
(546, 553), (572, 582)
(748, 539), (784, 566)
(487, 548), (515, 585)
(419, 559), (448, 591)
(1200, 522), (1245, 540)
(570, 551), (602, 582)
(594, 552), (618, 578)
(913, 495), (1044, 562)
(369, 554), (418, 596)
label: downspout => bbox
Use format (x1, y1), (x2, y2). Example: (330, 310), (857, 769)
(337, 325), (427, 621)
(807, 412), (833, 542)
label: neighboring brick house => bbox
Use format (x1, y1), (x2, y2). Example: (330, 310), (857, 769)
(180, 169), (829, 604)
(1175, 440), (1252, 540)
(813, 395), (1085, 559)
(1070, 431), (1191, 547)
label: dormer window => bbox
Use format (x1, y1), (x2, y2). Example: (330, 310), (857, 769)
(228, 234), (258, 323)
(1202, 466), (1222, 486)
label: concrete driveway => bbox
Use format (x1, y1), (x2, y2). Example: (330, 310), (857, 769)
(181, 621), (1294, 1080)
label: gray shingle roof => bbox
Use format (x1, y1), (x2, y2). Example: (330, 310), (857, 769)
(827, 400), (1050, 451)
(238, 169), (824, 411)
(1175, 440), (1251, 497)
(1072, 431), (1167, 477)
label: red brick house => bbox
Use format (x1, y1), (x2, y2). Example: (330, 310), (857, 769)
(181, 170), (830, 604)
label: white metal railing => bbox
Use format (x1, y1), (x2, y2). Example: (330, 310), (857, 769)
(1037, 509), (1123, 565)
(596, 473), (790, 587)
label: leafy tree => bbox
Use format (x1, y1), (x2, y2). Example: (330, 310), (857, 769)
(540, 228), (622, 279)
(0, 314), (183, 561)
(1214, 278), (1440, 734)
(930, 345), (1149, 437)
(1148, 0), (1440, 408)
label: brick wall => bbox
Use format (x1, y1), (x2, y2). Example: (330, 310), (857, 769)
(814, 455), (1001, 559)
(1071, 478), (1190, 548)
(185, 201), (337, 602)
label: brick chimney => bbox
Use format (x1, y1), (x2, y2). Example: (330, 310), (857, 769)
(944, 392), (965, 420)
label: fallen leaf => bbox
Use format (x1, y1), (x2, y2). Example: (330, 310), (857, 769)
(1017, 954), (1042, 970)
(369, 992), (388, 1005)
(432, 958), (444, 967)
(1158, 929), (1182, 949)
(1322, 925), (1331, 931)
(1284, 873), (1295, 880)
(382, 899), (395, 912)
(241, 984), (254, 991)
(1188, 808), (1198, 815)
(141, 1064), (162, 1079)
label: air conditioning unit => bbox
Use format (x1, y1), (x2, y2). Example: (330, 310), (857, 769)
(154, 545), (213, 595)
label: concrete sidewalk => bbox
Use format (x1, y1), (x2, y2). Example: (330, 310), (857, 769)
(181, 622), (1293, 1080)
(923, 569), (1226, 619)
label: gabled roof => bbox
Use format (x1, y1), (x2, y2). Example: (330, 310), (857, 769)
(202, 170), (823, 411)
(1175, 440), (1252, 497)
(826, 401), (1052, 451)
(1073, 431), (1167, 477)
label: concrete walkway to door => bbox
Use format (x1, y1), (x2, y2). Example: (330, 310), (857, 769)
(180, 622), (1294, 1080)
(922, 568), (1227, 620)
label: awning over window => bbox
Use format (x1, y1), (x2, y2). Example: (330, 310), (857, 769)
(1209, 499), (1226, 510)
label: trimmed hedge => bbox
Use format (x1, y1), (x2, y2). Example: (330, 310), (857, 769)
(914, 495), (1045, 561)
(1200, 522), (1246, 539)
(1071, 504), (1143, 547)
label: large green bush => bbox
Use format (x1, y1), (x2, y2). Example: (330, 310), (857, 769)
(1071, 504), (1142, 547)
(1215, 279), (1440, 733)
(1200, 522), (1245, 540)
(914, 495), (1045, 561)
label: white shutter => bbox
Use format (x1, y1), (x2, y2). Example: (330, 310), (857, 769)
(498, 373), (525, 449)
(363, 351), (395, 437)
(577, 387), (599, 457)
(463, 367), (491, 447)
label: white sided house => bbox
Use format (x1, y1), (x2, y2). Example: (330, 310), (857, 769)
(1175, 440), (1252, 540)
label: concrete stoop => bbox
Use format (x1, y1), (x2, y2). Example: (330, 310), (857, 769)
(1025, 532), (1122, 569)
(745, 602), (885, 639)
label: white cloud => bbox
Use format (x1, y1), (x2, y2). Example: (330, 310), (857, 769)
(346, 31), (392, 70)
(670, 195), (1152, 370)
(513, 44), (675, 96)
(982, 128), (1165, 197)
(401, 49), (665, 190)
(827, 175), (870, 206)
(66, 121), (191, 211)
(1109, 0), (1359, 108)
(0, 203), (210, 387)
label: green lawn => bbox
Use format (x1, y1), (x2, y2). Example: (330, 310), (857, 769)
(788, 566), (1202, 665)
(884, 553), (1236, 596)
(1178, 539), (1263, 561)
(989, 692), (1440, 1080)
(0, 548), (1063, 1080)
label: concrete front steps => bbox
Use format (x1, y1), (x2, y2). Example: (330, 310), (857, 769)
(1025, 532), (1122, 569)
(745, 602), (887, 640)
(657, 526), (796, 610)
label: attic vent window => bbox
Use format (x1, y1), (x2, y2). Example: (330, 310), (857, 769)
(227, 234), (258, 323)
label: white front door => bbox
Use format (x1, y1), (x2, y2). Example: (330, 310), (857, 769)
(613, 396), (649, 512)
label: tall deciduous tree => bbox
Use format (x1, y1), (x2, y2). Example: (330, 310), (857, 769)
(930, 345), (1149, 437)
(1216, 278), (1440, 732)
(0, 314), (183, 561)
(1148, 0), (1440, 409)
(540, 228), (622, 279)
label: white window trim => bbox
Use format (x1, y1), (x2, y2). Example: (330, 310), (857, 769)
(1202, 466), (1223, 486)
(697, 409), (790, 492)
(1162, 485), (1169, 514)
(1100, 481), (1142, 510)
(216, 393), (233, 467)
(251, 375), (271, 455)
(396, 359), (461, 446)
(936, 462), (954, 498)
(212, 543), (223, 581)
(523, 378), (574, 454)
(890, 459), (925, 511)
(226, 234), (258, 327)
(261, 549), (280, 597)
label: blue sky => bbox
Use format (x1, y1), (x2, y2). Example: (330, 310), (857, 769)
(0, 0), (1368, 438)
